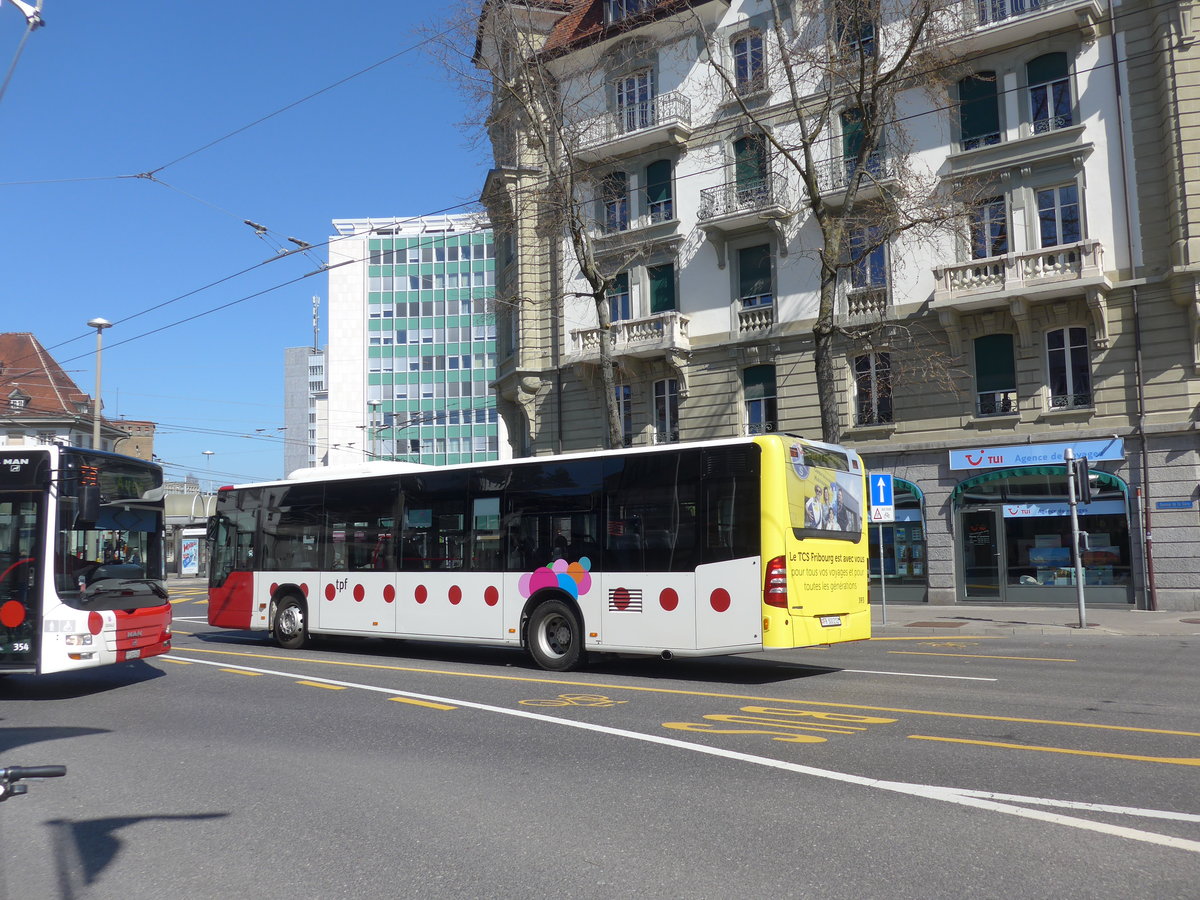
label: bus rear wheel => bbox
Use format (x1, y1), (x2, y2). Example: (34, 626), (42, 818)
(527, 599), (584, 671)
(272, 595), (308, 650)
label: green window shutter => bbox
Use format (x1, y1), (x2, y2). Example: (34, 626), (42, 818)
(645, 160), (671, 204)
(648, 264), (676, 313)
(959, 72), (999, 140)
(974, 334), (1016, 392)
(743, 365), (775, 400)
(1027, 52), (1067, 85)
(734, 135), (765, 186)
(841, 108), (864, 158)
(738, 245), (771, 297)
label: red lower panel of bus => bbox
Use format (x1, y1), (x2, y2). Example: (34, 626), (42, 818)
(208, 572), (254, 629)
(112, 605), (172, 661)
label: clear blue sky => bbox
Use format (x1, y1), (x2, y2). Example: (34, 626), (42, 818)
(0, 1), (489, 486)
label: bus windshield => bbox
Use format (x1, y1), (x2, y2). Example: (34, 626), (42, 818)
(55, 452), (167, 611)
(0, 493), (42, 666)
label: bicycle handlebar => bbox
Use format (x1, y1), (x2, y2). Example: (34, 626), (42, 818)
(2, 765), (67, 781)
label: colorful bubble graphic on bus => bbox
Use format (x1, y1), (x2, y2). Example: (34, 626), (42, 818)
(519, 557), (592, 600)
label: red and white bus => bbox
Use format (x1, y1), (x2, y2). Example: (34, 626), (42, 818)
(207, 435), (869, 670)
(0, 445), (172, 675)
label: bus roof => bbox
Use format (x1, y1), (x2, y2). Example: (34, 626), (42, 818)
(220, 434), (859, 493)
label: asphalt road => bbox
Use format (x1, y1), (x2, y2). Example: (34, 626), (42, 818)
(2, 588), (1196, 899)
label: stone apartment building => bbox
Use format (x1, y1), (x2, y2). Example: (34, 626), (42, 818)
(476, 0), (1200, 610)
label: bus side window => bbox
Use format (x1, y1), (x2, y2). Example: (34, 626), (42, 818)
(324, 478), (400, 571)
(262, 484), (325, 571)
(602, 451), (700, 572)
(402, 473), (466, 571)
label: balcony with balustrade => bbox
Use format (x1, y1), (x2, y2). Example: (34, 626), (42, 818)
(946, 0), (1104, 50)
(565, 311), (690, 366)
(574, 91), (693, 162)
(817, 152), (899, 205)
(933, 239), (1108, 307)
(736, 294), (775, 334)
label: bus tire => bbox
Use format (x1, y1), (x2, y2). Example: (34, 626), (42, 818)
(526, 599), (584, 671)
(272, 595), (308, 650)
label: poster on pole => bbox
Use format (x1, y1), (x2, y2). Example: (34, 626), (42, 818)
(181, 538), (199, 576)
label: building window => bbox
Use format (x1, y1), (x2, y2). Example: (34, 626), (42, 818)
(958, 71), (1001, 150)
(615, 68), (654, 134)
(654, 378), (679, 443)
(647, 263), (676, 314)
(607, 272), (631, 322)
(732, 30), (765, 93)
(606, 0), (649, 24)
(971, 196), (1008, 259)
(615, 384), (633, 447)
(744, 365), (777, 434)
(600, 171), (629, 233)
(645, 159), (673, 222)
(841, 107), (883, 183)
(854, 352), (893, 425)
(733, 133), (769, 201)
(974, 334), (1017, 416)
(1037, 185), (1081, 247)
(737, 244), (773, 308)
(848, 225), (887, 289)
(1047, 326), (1091, 409)
(834, 0), (876, 57)
(1028, 52), (1072, 134)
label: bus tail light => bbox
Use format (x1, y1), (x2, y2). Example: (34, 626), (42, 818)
(764, 556), (788, 608)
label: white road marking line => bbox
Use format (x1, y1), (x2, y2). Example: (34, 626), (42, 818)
(167, 654), (1199, 853)
(841, 667), (997, 682)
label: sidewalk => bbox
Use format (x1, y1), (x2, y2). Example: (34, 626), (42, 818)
(871, 602), (1200, 637)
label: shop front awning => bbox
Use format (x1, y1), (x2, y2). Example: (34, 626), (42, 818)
(950, 465), (1128, 504)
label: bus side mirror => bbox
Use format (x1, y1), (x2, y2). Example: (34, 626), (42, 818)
(76, 484), (100, 526)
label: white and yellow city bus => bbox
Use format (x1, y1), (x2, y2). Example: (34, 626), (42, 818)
(0, 446), (172, 675)
(207, 435), (868, 670)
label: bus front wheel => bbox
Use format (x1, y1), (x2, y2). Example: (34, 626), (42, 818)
(527, 599), (584, 671)
(272, 595), (308, 650)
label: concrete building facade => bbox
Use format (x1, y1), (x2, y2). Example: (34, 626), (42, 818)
(326, 215), (507, 467)
(477, 0), (1200, 609)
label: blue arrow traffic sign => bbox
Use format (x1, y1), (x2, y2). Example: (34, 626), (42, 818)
(871, 473), (894, 508)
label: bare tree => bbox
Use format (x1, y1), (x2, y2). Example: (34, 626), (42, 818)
(441, 1), (670, 450)
(696, 0), (969, 442)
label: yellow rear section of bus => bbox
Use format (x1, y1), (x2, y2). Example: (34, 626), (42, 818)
(755, 435), (870, 648)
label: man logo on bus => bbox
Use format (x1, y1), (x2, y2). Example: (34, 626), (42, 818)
(519, 557), (593, 601)
(790, 444), (810, 480)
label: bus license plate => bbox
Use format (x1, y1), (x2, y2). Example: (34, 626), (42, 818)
(819, 616), (842, 627)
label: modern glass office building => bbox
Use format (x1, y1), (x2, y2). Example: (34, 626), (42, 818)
(326, 215), (504, 467)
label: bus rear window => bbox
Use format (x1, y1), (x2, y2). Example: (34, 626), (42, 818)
(785, 442), (863, 538)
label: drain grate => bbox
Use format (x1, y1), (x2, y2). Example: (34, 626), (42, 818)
(905, 621), (967, 628)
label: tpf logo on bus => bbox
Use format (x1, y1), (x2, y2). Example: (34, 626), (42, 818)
(790, 444), (810, 480)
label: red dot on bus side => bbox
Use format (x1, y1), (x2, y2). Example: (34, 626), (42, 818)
(449, 585), (462, 605)
(88, 611), (104, 634)
(660, 588), (679, 612)
(710, 588), (731, 613)
(269, 582), (278, 595)
(484, 586), (499, 607)
(613, 587), (630, 611)
(415, 585), (427, 604)
(324, 584), (336, 602)
(0, 600), (25, 629)
(383, 585), (396, 603)
(300, 583), (309, 597)
(353, 584), (365, 602)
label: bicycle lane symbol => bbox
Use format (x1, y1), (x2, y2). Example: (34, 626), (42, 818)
(661, 706), (898, 744)
(520, 693), (629, 708)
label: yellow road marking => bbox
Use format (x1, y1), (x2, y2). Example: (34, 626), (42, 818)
(172, 629), (193, 636)
(909, 734), (1200, 767)
(221, 668), (262, 676)
(170, 598), (192, 605)
(297, 680), (345, 690)
(888, 651), (1077, 662)
(390, 696), (457, 710)
(159, 657), (192, 665)
(170, 645), (1200, 738)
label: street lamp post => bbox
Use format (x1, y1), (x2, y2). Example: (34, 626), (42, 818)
(87, 317), (112, 450)
(202, 450), (214, 493)
(367, 400), (382, 461)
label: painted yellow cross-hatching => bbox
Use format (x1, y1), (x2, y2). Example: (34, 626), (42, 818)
(663, 705), (898, 744)
(520, 693), (629, 708)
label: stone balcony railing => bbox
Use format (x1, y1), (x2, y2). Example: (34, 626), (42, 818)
(932, 239), (1105, 305)
(574, 91), (692, 160)
(737, 297), (774, 333)
(948, 0), (1104, 46)
(567, 311), (690, 363)
(844, 285), (889, 318)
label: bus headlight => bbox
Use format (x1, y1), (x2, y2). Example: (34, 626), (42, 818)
(64, 634), (94, 646)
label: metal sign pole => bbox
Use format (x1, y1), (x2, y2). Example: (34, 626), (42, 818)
(878, 523), (888, 625)
(1065, 448), (1087, 628)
